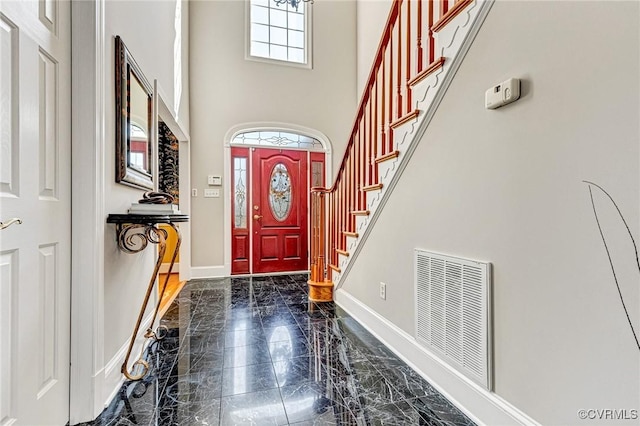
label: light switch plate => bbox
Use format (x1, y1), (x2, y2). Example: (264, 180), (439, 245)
(204, 189), (220, 198)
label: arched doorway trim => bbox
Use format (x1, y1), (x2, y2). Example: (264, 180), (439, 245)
(222, 122), (333, 275)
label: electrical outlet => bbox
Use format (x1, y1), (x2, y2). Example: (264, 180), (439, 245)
(192, 188), (197, 197)
(379, 282), (386, 300)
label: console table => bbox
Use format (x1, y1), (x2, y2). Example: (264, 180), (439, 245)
(106, 214), (189, 380)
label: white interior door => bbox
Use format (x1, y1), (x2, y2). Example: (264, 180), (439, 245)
(0, 1), (71, 425)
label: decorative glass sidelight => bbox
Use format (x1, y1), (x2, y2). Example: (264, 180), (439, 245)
(269, 163), (292, 221)
(311, 161), (323, 187)
(234, 157), (248, 228)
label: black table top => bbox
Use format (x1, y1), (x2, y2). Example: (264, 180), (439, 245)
(107, 214), (189, 224)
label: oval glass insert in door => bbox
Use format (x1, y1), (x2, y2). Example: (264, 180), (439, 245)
(269, 163), (292, 221)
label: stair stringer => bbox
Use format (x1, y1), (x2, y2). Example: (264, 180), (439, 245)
(333, 0), (495, 286)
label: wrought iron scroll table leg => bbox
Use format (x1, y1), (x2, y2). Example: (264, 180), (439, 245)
(120, 225), (168, 381)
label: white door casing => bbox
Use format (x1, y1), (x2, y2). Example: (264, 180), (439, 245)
(217, 122), (333, 278)
(0, 1), (71, 424)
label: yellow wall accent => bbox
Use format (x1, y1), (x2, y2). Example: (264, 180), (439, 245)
(159, 224), (180, 263)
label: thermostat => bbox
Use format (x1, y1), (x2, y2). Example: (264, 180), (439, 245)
(207, 175), (222, 186)
(485, 78), (520, 109)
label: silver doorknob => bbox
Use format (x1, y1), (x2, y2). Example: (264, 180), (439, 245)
(0, 218), (22, 230)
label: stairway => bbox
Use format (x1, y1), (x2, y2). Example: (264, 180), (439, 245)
(309, 0), (494, 295)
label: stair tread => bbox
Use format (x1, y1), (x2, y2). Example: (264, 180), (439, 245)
(375, 150), (400, 163)
(391, 109), (420, 129)
(409, 57), (446, 87)
(363, 183), (383, 191)
(432, 0), (473, 32)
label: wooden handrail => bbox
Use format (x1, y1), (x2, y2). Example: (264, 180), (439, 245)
(308, 0), (473, 294)
(327, 1), (402, 192)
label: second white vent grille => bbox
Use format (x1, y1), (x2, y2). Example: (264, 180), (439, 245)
(415, 249), (492, 389)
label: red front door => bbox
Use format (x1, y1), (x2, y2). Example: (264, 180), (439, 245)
(252, 149), (308, 273)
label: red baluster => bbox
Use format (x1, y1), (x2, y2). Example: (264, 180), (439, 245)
(354, 131), (360, 211)
(406, 0), (412, 113)
(349, 144), (355, 231)
(396, 1), (403, 120)
(387, 32), (394, 152)
(367, 85), (373, 185)
(373, 77), (379, 182)
(380, 50), (387, 156)
(440, 0), (449, 17)
(417, 0), (423, 73)
(428, 0), (435, 64)
(363, 98), (368, 188)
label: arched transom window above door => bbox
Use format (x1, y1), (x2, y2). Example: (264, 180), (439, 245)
(231, 130), (324, 151)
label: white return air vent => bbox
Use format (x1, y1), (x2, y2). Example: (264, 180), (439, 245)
(414, 249), (492, 390)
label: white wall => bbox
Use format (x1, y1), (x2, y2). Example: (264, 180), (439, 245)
(343, 1), (639, 424)
(356, 0), (391, 95)
(102, 0), (190, 386)
(189, 0), (357, 268)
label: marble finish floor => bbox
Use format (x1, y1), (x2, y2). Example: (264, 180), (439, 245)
(88, 274), (474, 426)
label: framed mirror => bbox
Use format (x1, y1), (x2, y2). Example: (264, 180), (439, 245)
(115, 35), (154, 190)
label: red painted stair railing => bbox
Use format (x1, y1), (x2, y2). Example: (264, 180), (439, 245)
(308, 0), (473, 300)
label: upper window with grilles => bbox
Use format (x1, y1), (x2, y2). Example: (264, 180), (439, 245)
(247, 0), (311, 67)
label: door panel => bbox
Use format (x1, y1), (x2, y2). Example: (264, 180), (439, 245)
(260, 236), (278, 259)
(0, 250), (17, 425)
(252, 149), (308, 273)
(283, 235), (301, 259)
(0, 1), (71, 424)
(1, 14), (19, 196)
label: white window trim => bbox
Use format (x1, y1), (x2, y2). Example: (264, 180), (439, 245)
(244, 0), (313, 69)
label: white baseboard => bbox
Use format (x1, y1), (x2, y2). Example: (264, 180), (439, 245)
(190, 265), (229, 279)
(90, 367), (106, 420)
(103, 345), (127, 410)
(160, 263), (180, 274)
(233, 270), (309, 278)
(335, 289), (539, 426)
(102, 312), (155, 409)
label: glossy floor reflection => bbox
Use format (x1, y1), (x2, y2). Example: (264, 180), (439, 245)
(89, 274), (475, 426)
